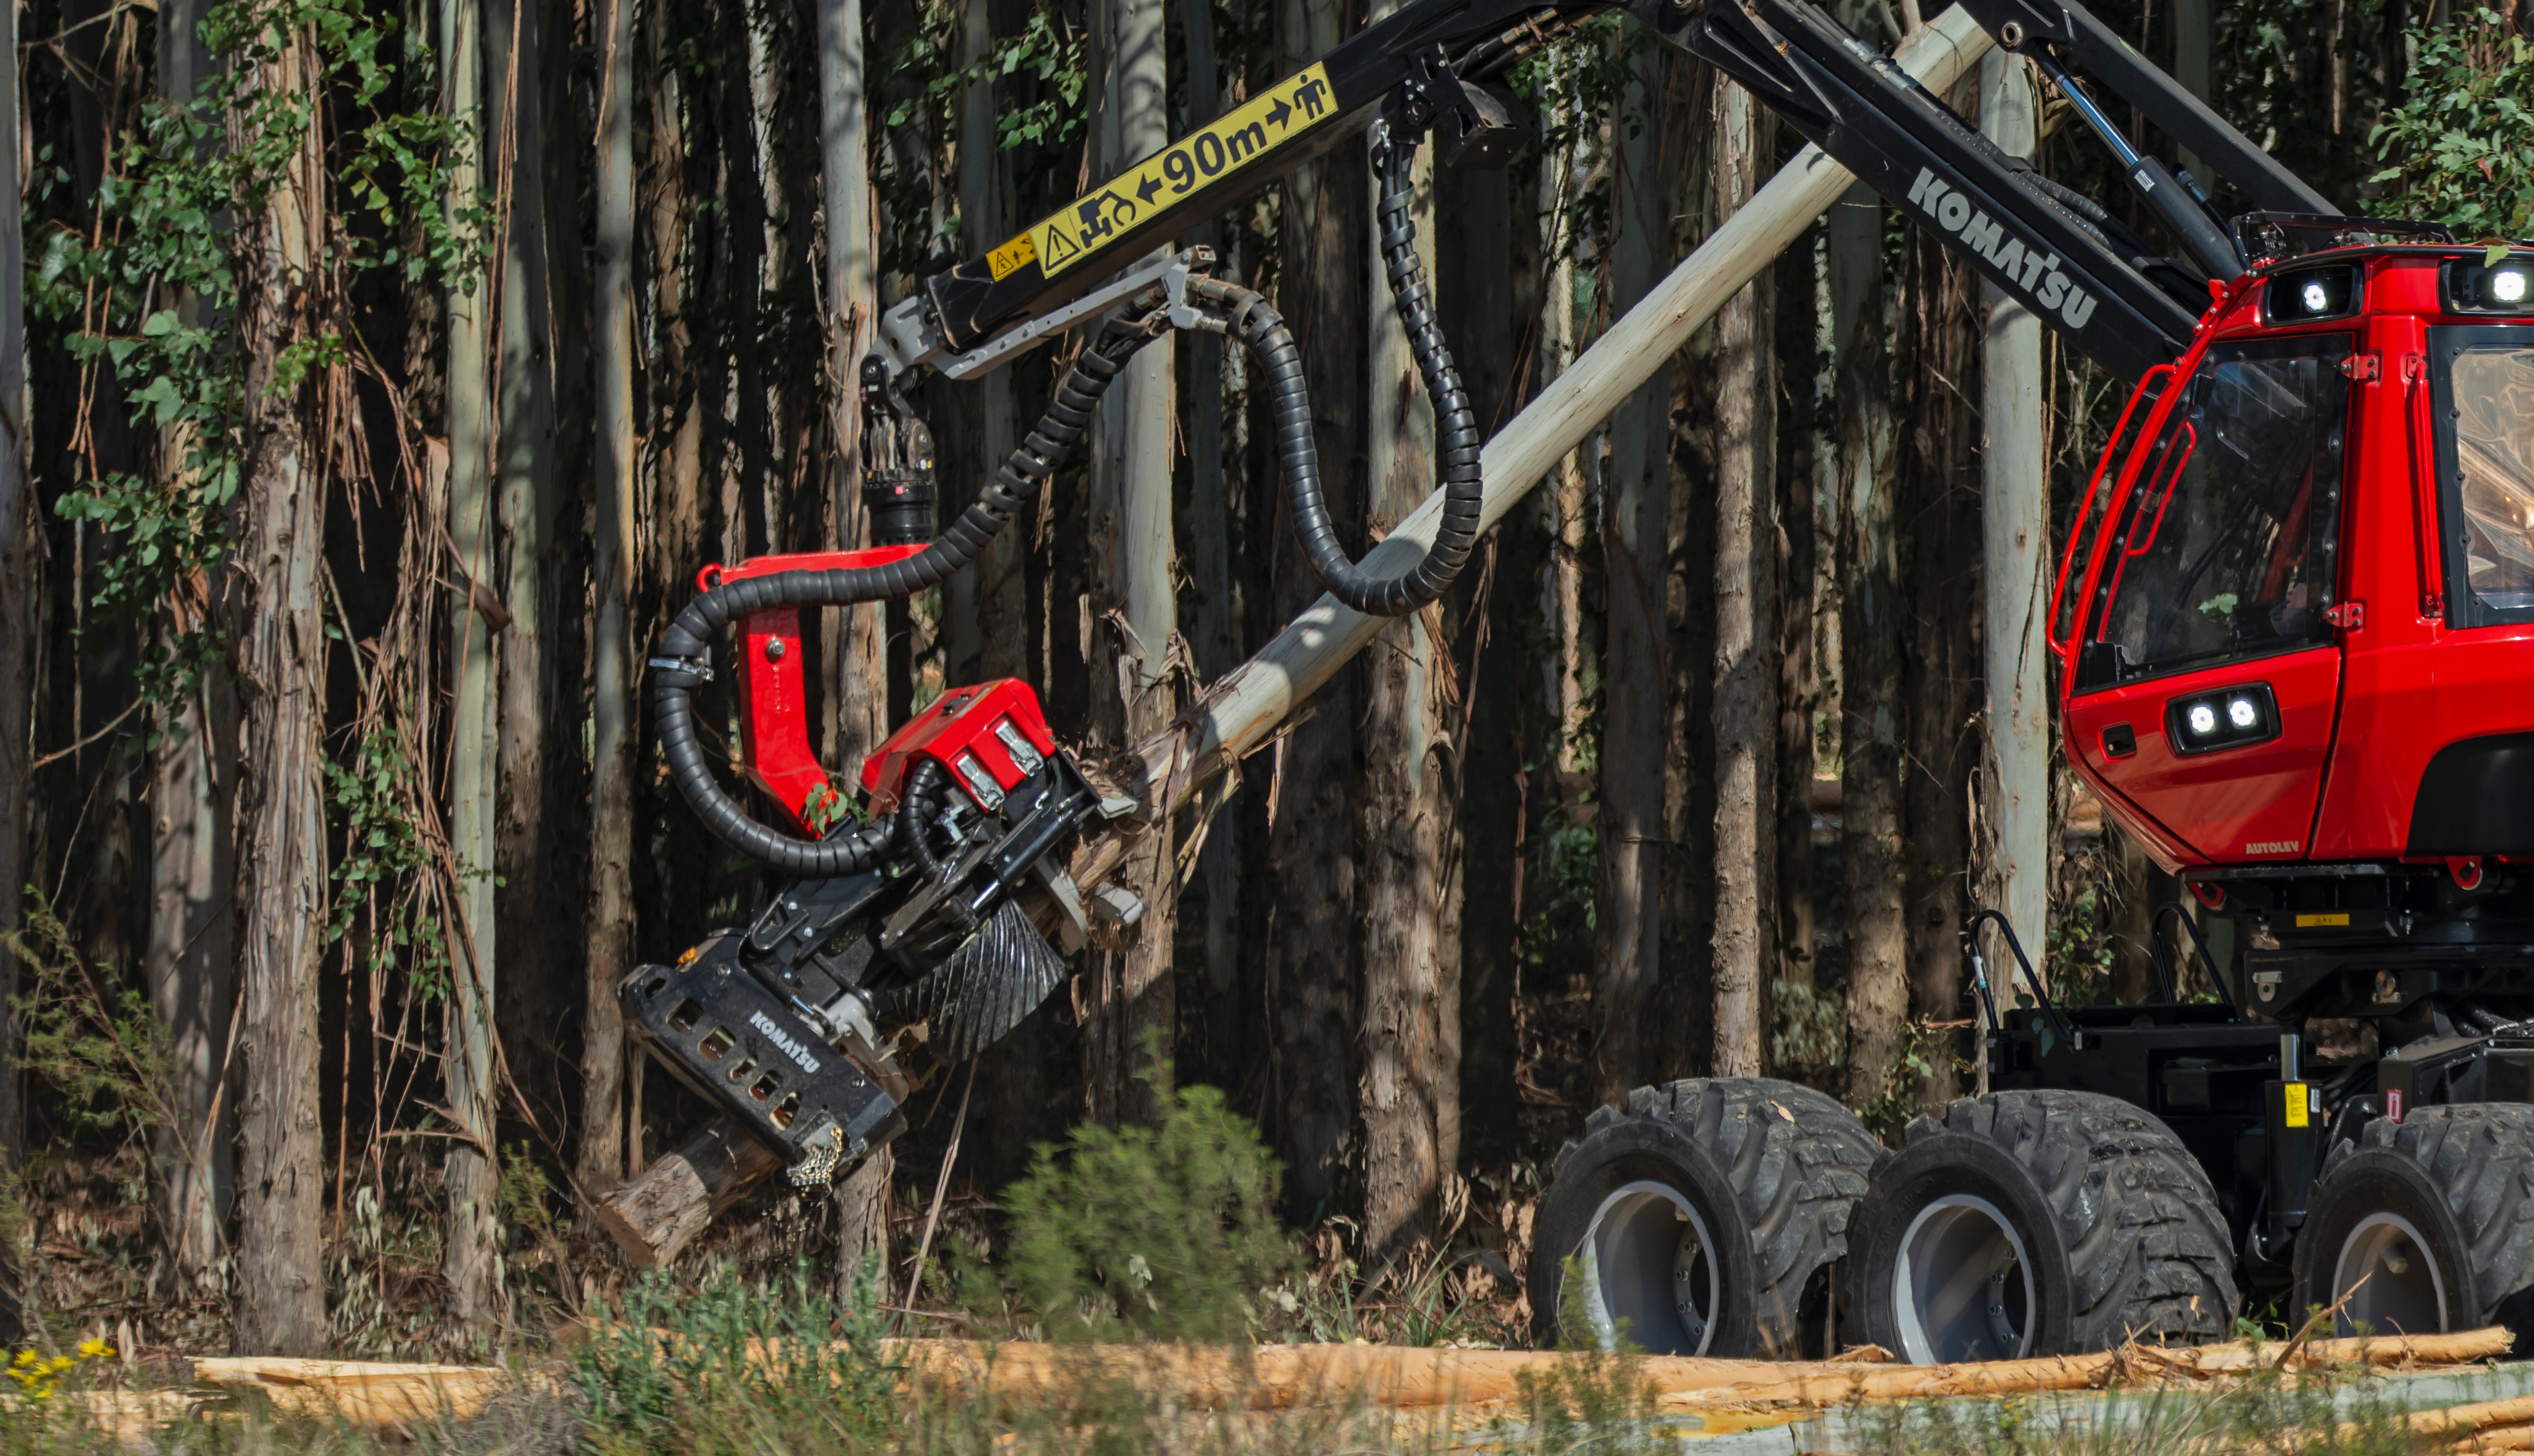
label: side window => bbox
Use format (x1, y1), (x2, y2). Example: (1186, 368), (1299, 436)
(2428, 329), (2534, 627)
(2085, 336), (2351, 686)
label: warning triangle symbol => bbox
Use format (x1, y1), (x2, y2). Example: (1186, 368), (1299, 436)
(1042, 226), (1082, 269)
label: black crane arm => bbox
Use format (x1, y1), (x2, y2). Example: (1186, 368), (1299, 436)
(878, 0), (2324, 389)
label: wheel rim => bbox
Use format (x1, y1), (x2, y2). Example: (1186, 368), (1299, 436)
(1891, 1193), (2035, 1363)
(2331, 1212), (2448, 1337)
(1575, 1179), (1719, 1355)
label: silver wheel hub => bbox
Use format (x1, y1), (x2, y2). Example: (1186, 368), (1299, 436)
(2332, 1212), (2447, 1337)
(1576, 1180), (1719, 1355)
(1892, 1193), (2035, 1363)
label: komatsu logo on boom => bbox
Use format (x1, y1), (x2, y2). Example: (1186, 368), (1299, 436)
(748, 1009), (823, 1076)
(1906, 168), (2098, 330)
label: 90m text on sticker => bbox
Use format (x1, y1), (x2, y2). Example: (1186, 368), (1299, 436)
(1016, 63), (1338, 281)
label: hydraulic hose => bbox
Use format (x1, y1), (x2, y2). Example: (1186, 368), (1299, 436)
(1232, 125), (1485, 617)
(652, 311), (1156, 877)
(893, 759), (950, 877)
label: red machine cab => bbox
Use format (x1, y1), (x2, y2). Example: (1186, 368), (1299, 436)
(2055, 243), (2534, 1027)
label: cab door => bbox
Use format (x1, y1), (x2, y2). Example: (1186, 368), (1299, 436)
(2066, 333), (2356, 865)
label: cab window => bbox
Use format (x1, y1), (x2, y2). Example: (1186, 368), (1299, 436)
(2083, 335), (2352, 688)
(2428, 328), (2534, 626)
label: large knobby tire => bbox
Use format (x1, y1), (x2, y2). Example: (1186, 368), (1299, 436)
(2296, 1104), (2534, 1346)
(1846, 1090), (2237, 1363)
(1530, 1078), (1882, 1358)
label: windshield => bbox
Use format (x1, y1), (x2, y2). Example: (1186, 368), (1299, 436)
(2430, 329), (2534, 626)
(2089, 336), (2351, 685)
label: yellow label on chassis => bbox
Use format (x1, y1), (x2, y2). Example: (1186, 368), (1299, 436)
(1013, 63), (1339, 281)
(2295, 912), (2351, 928)
(985, 232), (1037, 281)
(2283, 1082), (2309, 1128)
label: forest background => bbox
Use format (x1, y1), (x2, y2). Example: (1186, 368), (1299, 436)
(0, 0), (2523, 1359)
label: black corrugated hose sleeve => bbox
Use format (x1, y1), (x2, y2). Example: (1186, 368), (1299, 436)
(652, 314), (1151, 875)
(893, 759), (948, 875)
(1216, 131), (1485, 618)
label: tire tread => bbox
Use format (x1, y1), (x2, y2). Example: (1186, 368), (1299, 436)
(2324, 1103), (2534, 1324)
(1902, 1088), (2236, 1348)
(1546, 1077), (1881, 1354)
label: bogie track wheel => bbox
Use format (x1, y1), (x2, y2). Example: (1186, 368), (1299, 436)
(1847, 1090), (2237, 1362)
(2297, 1103), (2534, 1345)
(1530, 1079), (1882, 1357)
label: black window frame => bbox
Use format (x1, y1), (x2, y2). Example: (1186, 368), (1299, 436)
(2077, 332), (2356, 691)
(2425, 324), (2534, 630)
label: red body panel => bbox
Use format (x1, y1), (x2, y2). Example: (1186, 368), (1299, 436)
(2067, 649), (2341, 862)
(711, 545), (925, 833)
(857, 679), (1057, 815)
(2058, 251), (2534, 873)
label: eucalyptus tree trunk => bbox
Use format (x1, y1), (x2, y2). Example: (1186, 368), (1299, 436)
(491, 0), (560, 1137)
(1083, 0), (1178, 1126)
(146, 0), (232, 1292)
(1832, 181), (1909, 1107)
(440, 0), (505, 1337)
(954, 0), (1023, 684)
(1359, 12), (1457, 1254)
(1177, 0), (1243, 1086)
(1439, 151), (1523, 1163)
(1709, 77), (1777, 1079)
(230, 22), (329, 1358)
(816, 0), (892, 1260)
(149, 664), (233, 1287)
(579, 0), (638, 1194)
(1979, 48), (2049, 995)
(1898, 212), (1984, 1111)
(1593, 49), (1677, 1106)
(1270, 0), (1363, 1206)
(0, 0), (27, 1340)
(819, 0), (885, 767)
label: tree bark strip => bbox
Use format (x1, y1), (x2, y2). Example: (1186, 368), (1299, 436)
(440, 0), (505, 1335)
(230, 23), (329, 1356)
(1082, 0), (1178, 1127)
(579, 0), (638, 1194)
(1708, 77), (1776, 1079)
(1830, 181), (1909, 1108)
(1358, 38), (1457, 1254)
(1268, 0), (1363, 1209)
(1594, 48), (1678, 1106)
(1978, 47), (2050, 994)
(0, 0), (27, 1339)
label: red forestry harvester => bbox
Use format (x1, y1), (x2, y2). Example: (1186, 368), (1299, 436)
(613, 0), (2534, 1369)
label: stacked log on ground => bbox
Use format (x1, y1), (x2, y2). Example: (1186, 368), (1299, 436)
(190, 1355), (522, 1429)
(890, 1328), (2515, 1412)
(109, 1326), (2514, 1439)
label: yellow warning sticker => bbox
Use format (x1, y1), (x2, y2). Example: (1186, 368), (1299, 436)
(2295, 912), (2351, 928)
(986, 231), (1038, 281)
(1028, 63), (1340, 281)
(2283, 1083), (2309, 1127)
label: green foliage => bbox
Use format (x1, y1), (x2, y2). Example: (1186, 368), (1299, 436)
(2371, 5), (2534, 238)
(1772, 976), (1847, 1080)
(324, 726), (451, 999)
(885, 1), (1086, 153)
(33, 0), (484, 724)
(1853, 1017), (1957, 1140)
(1, 889), (178, 1141)
(573, 1259), (900, 1455)
(994, 1076), (1297, 1344)
(2046, 847), (2121, 1010)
